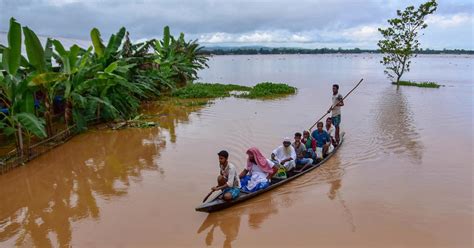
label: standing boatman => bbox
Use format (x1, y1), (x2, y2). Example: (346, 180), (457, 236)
(327, 84), (344, 145)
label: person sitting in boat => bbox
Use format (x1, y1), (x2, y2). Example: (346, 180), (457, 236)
(311, 122), (331, 159)
(302, 130), (317, 160)
(325, 117), (336, 153)
(292, 132), (313, 168)
(211, 150), (241, 201)
(271, 137), (297, 171)
(240, 147), (278, 192)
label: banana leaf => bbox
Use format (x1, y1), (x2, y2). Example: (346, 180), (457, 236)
(14, 112), (47, 138)
(105, 27), (126, 57)
(44, 38), (53, 70)
(29, 72), (66, 86)
(4, 18), (22, 75)
(90, 28), (105, 57)
(23, 26), (46, 73)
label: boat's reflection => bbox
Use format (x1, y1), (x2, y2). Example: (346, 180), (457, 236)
(325, 155), (356, 232)
(197, 194), (281, 248)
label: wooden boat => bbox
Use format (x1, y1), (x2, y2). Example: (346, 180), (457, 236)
(195, 133), (345, 213)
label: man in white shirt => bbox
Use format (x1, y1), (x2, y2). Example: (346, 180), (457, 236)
(212, 150), (241, 201)
(327, 84), (344, 145)
(271, 137), (296, 171)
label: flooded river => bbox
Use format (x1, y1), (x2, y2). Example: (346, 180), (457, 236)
(0, 54), (472, 247)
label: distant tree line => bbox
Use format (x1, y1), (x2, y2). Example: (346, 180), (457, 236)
(201, 47), (473, 55)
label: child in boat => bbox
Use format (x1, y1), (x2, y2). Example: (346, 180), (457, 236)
(240, 147), (277, 192)
(211, 150), (241, 201)
(302, 130), (317, 160)
(325, 117), (335, 153)
(292, 132), (313, 168)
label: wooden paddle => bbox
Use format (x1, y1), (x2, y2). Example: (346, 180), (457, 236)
(309, 78), (364, 131)
(202, 190), (214, 203)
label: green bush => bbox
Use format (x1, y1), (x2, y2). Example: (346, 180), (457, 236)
(241, 82), (297, 99)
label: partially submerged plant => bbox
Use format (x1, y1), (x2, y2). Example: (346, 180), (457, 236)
(171, 82), (296, 99)
(240, 82), (297, 99)
(396, 81), (441, 88)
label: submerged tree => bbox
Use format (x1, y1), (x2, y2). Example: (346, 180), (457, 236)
(378, 0), (437, 85)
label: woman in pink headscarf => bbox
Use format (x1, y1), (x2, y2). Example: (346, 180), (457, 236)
(239, 147), (278, 192)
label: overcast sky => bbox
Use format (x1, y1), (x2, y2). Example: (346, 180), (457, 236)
(1, 0), (473, 49)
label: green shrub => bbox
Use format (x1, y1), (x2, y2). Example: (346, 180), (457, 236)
(241, 82), (297, 98)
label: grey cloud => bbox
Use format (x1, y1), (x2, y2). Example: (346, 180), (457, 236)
(1, 0), (391, 38)
(0, 0), (472, 49)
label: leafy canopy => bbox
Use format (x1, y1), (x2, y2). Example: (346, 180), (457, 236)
(377, 0), (437, 83)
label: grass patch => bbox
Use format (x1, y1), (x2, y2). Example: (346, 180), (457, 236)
(172, 83), (251, 99)
(172, 82), (296, 99)
(395, 81), (441, 88)
(239, 82), (297, 99)
(175, 99), (210, 107)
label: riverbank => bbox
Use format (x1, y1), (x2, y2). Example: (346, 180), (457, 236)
(0, 81), (297, 173)
(0, 18), (210, 172)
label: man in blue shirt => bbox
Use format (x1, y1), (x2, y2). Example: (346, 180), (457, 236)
(311, 122), (331, 159)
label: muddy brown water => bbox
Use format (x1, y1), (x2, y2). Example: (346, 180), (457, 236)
(0, 54), (472, 247)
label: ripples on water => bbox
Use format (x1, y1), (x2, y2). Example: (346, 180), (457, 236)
(372, 87), (423, 163)
(0, 54), (472, 247)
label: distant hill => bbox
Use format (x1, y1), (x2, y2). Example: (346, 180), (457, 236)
(2, 32), (471, 56)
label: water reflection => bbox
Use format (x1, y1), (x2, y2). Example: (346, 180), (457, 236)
(143, 99), (211, 143)
(0, 100), (208, 247)
(318, 155), (356, 232)
(197, 195), (282, 248)
(374, 87), (423, 163)
(197, 207), (243, 248)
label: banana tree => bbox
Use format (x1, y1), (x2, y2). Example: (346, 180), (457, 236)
(153, 26), (209, 88)
(47, 39), (104, 130)
(24, 27), (65, 137)
(88, 27), (159, 120)
(50, 38), (132, 129)
(90, 27), (127, 67)
(0, 18), (47, 159)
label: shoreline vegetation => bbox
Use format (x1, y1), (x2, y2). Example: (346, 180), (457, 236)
(171, 82), (297, 99)
(393, 81), (442, 88)
(0, 17), (210, 172)
(0, 18), (297, 172)
(201, 47), (474, 55)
